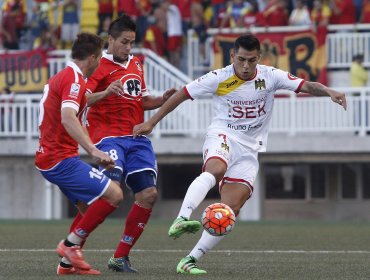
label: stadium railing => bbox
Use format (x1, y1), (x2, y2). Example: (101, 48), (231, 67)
(1, 87), (369, 139)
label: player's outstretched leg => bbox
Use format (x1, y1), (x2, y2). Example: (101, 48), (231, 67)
(176, 256), (207, 275)
(108, 255), (138, 273)
(168, 216), (201, 239)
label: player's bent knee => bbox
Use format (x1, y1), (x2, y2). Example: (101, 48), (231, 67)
(136, 187), (158, 206)
(104, 181), (124, 206)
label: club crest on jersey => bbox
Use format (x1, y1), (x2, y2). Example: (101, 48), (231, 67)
(69, 83), (80, 99)
(255, 79), (266, 90)
(135, 61), (142, 72)
(119, 74), (142, 100)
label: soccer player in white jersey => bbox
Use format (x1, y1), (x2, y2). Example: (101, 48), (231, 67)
(133, 34), (347, 275)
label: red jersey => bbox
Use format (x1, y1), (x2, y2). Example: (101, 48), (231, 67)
(85, 52), (148, 143)
(35, 61), (87, 170)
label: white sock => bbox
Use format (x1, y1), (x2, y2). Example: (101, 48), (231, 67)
(178, 172), (216, 219)
(188, 230), (225, 261)
(67, 232), (83, 245)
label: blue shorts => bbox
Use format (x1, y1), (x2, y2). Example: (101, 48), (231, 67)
(96, 136), (157, 193)
(40, 156), (111, 205)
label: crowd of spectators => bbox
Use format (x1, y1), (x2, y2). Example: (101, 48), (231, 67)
(0, 0), (369, 68)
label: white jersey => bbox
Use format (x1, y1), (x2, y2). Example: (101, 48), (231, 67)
(185, 64), (304, 152)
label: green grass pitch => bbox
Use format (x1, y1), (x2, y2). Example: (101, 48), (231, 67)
(0, 219), (370, 280)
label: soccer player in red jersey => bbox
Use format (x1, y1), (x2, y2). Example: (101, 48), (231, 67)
(35, 33), (123, 275)
(83, 15), (176, 273)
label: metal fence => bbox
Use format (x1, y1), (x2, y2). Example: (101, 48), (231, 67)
(1, 87), (369, 139)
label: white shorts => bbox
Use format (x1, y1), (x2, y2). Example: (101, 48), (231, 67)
(61, 23), (80, 42)
(202, 132), (259, 191)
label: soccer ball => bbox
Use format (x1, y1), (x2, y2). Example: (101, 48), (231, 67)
(201, 203), (236, 236)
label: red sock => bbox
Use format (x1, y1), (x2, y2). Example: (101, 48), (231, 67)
(113, 203), (152, 258)
(69, 212), (83, 233)
(73, 199), (117, 240)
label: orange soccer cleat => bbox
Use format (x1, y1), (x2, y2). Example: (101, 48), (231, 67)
(56, 264), (101, 275)
(56, 240), (92, 271)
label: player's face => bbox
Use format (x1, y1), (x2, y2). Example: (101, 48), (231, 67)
(108, 31), (136, 63)
(231, 47), (260, 80)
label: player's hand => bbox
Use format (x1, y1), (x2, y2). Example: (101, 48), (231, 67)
(133, 122), (153, 137)
(91, 149), (116, 170)
(163, 88), (177, 103)
(330, 91), (347, 110)
(106, 80), (123, 97)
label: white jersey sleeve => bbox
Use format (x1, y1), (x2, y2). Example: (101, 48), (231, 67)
(270, 68), (304, 93)
(185, 70), (220, 99)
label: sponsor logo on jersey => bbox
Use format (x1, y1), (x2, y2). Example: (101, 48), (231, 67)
(69, 83), (80, 99)
(226, 80), (238, 88)
(287, 73), (299, 80)
(121, 235), (134, 245)
(255, 79), (266, 90)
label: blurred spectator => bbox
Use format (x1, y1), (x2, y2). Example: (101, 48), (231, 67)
(28, 3), (49, 50)
(351, 54), (368, 87)
(210, 0), (226, 27)
(173, 0), (192, 36)
(329, 0), (356, 25)
(350, 54), (369, 134)
(360, 0), (370, 23)
(143, 8), (167, 57)
(98, 16), (111, 48)
(243, 0), (263, 28)
(60, 0), (80, 49)
(35, 29), (57, 52)
(289, 0), (312, 26)
(117, 0), (151, 44)
(220, 0), (252, 28)
(97, 0), (113, 35)
(1, 9), (19, 49)
(261, 0), (289, 26)
(2, 0), (26, 38)
(161, 0), (182, 68)
(190, 0), (207, 58)
(354, 0), (363, 22)
(311, 0), (331, 30)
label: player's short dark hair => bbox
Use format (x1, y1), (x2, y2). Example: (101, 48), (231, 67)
(108, 14), (136, 39)
(234, 34), (261, 52)
(71, 32), (104, 60)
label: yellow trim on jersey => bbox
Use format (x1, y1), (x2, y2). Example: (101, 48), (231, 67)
(216, 75), (246, 96)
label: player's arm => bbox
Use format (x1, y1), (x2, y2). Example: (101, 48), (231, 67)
(61, 107), (115, 169)
(133, 87), (190, 136)
(142, 88), (177, 110)
(86, 80), (123, 107)
(300, 81), (347, 110)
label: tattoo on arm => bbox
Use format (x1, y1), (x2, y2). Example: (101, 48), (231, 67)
(304, 82), (328, 97)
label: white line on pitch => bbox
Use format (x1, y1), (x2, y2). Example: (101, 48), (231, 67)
(0, 249), (370, 254)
